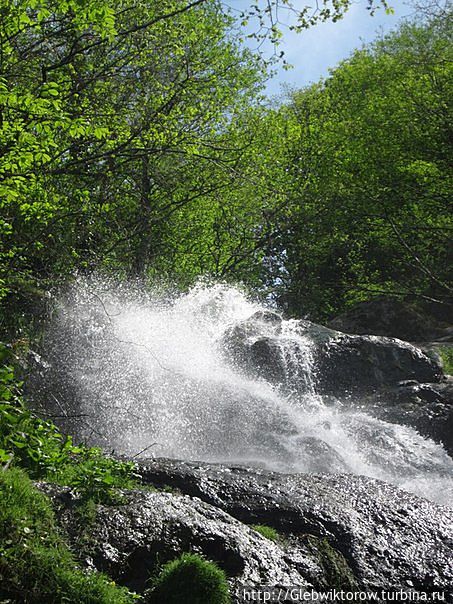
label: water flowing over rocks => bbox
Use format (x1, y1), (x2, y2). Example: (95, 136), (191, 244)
(31, 281), (453, 505)
(39, 458), (453, 601)
(30, 282), (453, 600)
(222, 314), (443, 396)
(357, 378), (453, 456)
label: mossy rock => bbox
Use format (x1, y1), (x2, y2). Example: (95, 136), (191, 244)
(304, 536), (358, 590)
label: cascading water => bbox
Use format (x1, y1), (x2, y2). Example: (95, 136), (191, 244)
(35, 278), (453, 505)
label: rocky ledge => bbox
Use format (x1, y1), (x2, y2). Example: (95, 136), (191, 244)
(222, 311), (453, 455)
(40, 458), (453, 603)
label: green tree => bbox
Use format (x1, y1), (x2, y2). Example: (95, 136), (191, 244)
(273, 13), (452, 319)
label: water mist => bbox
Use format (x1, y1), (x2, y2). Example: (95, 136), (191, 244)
(34, 278), (453, 506)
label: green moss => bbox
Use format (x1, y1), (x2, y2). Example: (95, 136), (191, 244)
(304, 536), (358, 590)
(0, 467), (137, 603)
(251, 524), (281, 542)
(146, 553), (231, 604)
(437, 346), (453, 375)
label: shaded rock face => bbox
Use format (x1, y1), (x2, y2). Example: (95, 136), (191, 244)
(312, 333), (443, 396)
(327, 298), (453, 343)
(39, 459), (453, 602)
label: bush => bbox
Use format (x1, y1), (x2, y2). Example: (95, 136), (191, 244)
(251, 524), (280, 542)
(146, 553), (231, 604)
(0, 467), (137, 603)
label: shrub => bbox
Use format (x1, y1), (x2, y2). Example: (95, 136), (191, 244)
(251, 524), (280, 542)
(146, 553), (231, 604)
(0, 467), (137, 603)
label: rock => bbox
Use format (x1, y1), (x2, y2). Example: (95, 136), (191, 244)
(369, 379), (453, 455)
(313, 333), (443, 396)
(221, 311), (282, 371)
(328, 298), (453, 343)
(37, 458), (453, 600)
(222, 313), (443, 396)
(136, 458), (453, 594)
(295, 436), (349, 473)
(39, 482), (313, 601)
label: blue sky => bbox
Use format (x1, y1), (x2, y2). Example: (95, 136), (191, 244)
(230, 0), (414, 96)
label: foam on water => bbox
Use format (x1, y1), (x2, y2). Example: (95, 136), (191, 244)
(38, 278), (453, 505)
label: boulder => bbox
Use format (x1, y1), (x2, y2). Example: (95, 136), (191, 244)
(39, 483), (311, 600)
(222, 313), (443, 396)
(328, 298), (453, 343)
(312, 333), (443, 396)
(37, 458), (453, 601)
(136, 458), (453, 594)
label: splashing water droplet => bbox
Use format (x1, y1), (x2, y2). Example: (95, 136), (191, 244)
(35, 277), (453, 506)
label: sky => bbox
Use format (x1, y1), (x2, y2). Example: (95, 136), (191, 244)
(230, 0), (415, 96)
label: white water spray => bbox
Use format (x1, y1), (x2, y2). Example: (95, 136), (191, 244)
(39, 279), (453, 505)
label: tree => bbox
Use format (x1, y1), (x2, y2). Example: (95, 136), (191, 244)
(0, 0), (391, 336)
(270, 12), (452, 319)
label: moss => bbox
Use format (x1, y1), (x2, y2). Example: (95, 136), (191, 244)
(251, 524), (281, 542)
(304, 536), (358, 590)
(0, 467), (137, 603)
(437, 346), (453, 375)
(146, 553), (231, 604)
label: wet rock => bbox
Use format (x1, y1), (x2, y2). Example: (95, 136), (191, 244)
(221, 311), (282, 372)
(370, 379), (453, 455)
(136, 458), (453, 593)
(36, 457), (453, 600)
(295, 437), (349, 473)
(39, 483), (312, 601)
(222, 313), (442, 396)
(314, 333), (443, 396)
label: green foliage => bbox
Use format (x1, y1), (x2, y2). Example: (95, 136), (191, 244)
(0, 0), (389, 337)
(146, 553), (231, 604)
(251, 524), (281, 542)
(0, 347), (137, 503)
(0, 0), (266, 336)
(0, 467), (137, 603)
(269, 13), (452, 319)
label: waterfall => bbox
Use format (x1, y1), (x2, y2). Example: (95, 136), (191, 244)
(35, 278), (453, 505)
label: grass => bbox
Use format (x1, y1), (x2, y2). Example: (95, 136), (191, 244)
(251, 524), (281, 542)
(146, 553), (231, 604)
(0, 467), (137, 603)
